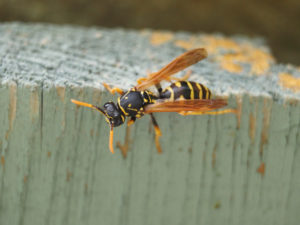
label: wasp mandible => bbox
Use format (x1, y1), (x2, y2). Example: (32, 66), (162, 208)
(71, 49), (236, 153)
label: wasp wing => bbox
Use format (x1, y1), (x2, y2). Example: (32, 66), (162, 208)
(144, 99), (227, 113)
(135, 48), (207, 91)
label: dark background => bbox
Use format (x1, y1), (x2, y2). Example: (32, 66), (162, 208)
(1, 0), (299, 65)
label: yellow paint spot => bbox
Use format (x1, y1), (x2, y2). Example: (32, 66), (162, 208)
(221, 59), (243, 74)
(174, 38), (196, 50)
(47, 151), (51, 158)
(204, 37), (275, 75)
(150, 32), (174, 46)
(279, 73), (300, 92)
(56, 86), (65, 102)
(24, 175), (28, 183)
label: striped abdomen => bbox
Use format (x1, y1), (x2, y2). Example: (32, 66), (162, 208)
(160, 81), (211, 101)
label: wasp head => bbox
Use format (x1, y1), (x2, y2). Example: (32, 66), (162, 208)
(102, 101), (124, 127)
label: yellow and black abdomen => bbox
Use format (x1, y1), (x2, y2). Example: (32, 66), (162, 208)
(160, 81), (211, 101)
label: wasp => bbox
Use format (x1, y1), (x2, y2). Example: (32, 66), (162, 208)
(71, 48), (236, 154)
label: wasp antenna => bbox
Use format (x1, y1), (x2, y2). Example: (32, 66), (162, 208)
(71, 99), (94, 108)
(109, 125), (115, 154)
(71, 99), (106, 115)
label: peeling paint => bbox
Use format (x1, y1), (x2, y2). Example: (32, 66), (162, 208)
(174, 37), (197, 50)
(66, 169), (72, 182)
(150, 32), (174, 46)
(249, 112), (256, 143)
(221, 60), (242, 74)
(201, 36), (241, 53)
(173, 35), (275, 75)
(279, 73), (300, 93)
(257, 162), (265, 176)
(56, 86), (65, 102)
(1, 156), (5, 167)
(214, 202), (221, 209)
(5, 82), (17, 140)
(24, 175), (28, 183)
(259, 99), (272, 157)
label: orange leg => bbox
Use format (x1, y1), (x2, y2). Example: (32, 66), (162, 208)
(127, 117), (136, 126)
(109, 126), (115, 154)
(137, 77), (148, 84)
(150, 113), (162, 153)
(102, 82), (124, 95)
(116, 125), (131, 158)
(179, 108), (237, 116)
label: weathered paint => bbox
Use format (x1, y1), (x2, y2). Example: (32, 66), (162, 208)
(150, 31), (174, 46)
(173, 35), (275, 75)
(279, 73), (300, 93)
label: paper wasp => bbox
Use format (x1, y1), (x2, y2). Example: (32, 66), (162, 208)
(71, 48), (236, 154)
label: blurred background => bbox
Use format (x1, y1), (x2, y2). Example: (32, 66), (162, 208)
(0, 0), (299, 65)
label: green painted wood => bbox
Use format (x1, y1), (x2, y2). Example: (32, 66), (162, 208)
(0, 22), (300, 225)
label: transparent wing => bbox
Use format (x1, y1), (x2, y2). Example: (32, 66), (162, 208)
(144, 98), (227, 113)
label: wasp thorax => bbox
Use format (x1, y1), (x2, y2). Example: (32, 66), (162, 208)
(103, 102), (124, 127)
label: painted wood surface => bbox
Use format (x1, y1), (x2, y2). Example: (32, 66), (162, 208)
(0, 23), (300, 225)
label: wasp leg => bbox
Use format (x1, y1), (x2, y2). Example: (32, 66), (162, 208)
(150, 113), (162, 153)
(117, 125), (132, 158)
(137, 77), (147, 84)
(109, 125), (115, 153)
(179, 108), (237, 116)
(155, 83), (163, 96)
(127, 117), (136, 126)
(102, 82), (124, 95)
